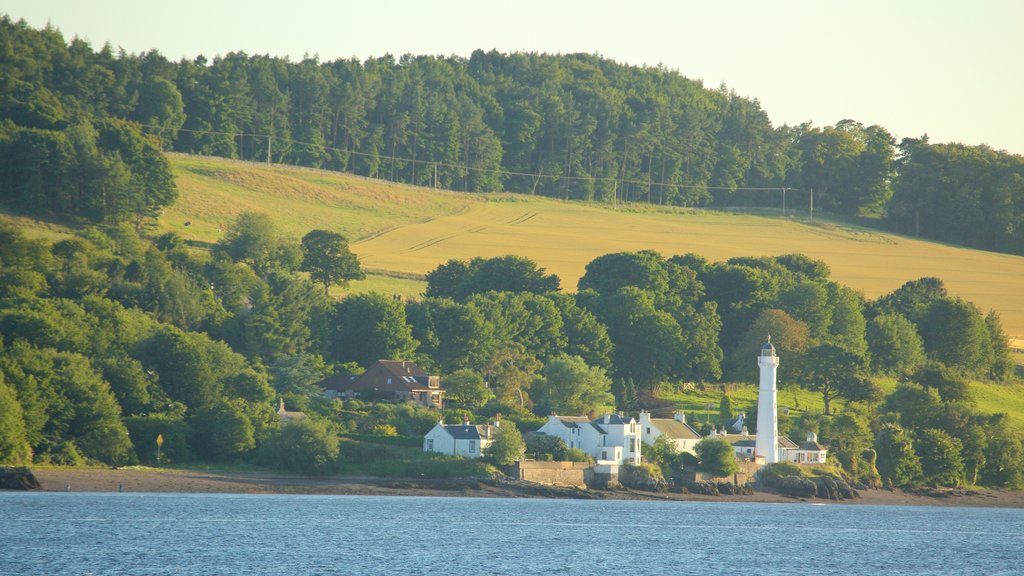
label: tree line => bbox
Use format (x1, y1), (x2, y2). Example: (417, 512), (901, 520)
(2, 16), (1023, 254)
(0, 208), (1018, 486)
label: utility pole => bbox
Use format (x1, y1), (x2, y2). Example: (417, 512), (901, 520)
(782, 187), (787, 215)
(267, 112), (274, 165)
(809, 188), (814, 221)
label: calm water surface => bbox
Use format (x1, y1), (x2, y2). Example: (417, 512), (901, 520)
(0, 493), (1021, 575)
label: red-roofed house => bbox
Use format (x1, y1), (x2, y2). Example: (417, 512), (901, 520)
(317, 360), (444, 409)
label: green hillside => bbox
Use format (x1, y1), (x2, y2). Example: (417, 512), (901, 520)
(162, 154), (1024, 344)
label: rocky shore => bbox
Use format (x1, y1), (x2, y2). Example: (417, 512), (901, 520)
(9, 466), (1022, 508)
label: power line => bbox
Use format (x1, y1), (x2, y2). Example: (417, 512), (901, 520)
(147, 124), (799, 196)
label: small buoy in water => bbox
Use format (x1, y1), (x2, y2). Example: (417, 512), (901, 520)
(119, 483), (124, 492)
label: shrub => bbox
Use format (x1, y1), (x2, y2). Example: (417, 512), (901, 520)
(757, 462), (803, 487)
(621, 463), (667, 491)
(45, 441), (85, 466)
(257, 419), (340, 475)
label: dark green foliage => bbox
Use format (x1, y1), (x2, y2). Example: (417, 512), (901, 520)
(913, 362), (971, 403)
(531, 354), (614, 416)
(796, 344), (877, 415)
(257, 418), (340, 475)
(524, 433), (591, 463)
(299, 229), (364, 295)
(984, 311), (1015, 382)
(874, 424), (923, 487)
(485, 421), (525, 466)
(718, 395), (733, 424)
(467, 291), (566, 363)
(788, 120), (895, 216)
(725, 309), (809, 383)
(917, 297), (995, 376)
(883, 383), (943, 432)
(547, 293), (613, 370)
(441, 369), (492, 410)
(915, 428), (964, 487)
(611, 377), (639, 413)
(643, 436), (684, 484)
(425, 256), (559, 301)
(869, 277), (946, 322)
(406, 298), (495, 374)
(694, 437), (738, 478)
(327, 292), (418, 368)
(889, 137), (1024, 255)
(124, 414), (193, 464)
(867, 313), (926, 376)
(190, 401), (255, 462)
(979, 434), (1024, 489)
(756, 462), (803, 487)
(0, 376), (31, 464)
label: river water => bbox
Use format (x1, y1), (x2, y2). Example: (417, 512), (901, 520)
(1, 493), (1020, 575)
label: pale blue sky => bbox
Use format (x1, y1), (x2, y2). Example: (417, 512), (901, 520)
(6, 1), (1023, 154)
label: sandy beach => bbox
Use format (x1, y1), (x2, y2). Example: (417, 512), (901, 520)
(14, 467), (1024, 508)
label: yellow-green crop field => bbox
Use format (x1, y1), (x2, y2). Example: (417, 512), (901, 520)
(163, 154), (1024, 342)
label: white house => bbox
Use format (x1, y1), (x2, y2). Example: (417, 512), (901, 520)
(638, 411), (702, 455)
(423, 417), (498, 458)
(537, 413), (642, 466)
(709, 427), (827, 465)
(785, 431), (828, 464)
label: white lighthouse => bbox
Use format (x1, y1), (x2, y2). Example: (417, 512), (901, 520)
(755, 335), (780, 463)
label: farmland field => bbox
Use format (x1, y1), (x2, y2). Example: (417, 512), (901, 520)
(162, 154), (1024, 341)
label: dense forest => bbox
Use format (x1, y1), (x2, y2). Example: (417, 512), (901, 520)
(0, 209), (1019, 487)
(1, 16), (1023, 254)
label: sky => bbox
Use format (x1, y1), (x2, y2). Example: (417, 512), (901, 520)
(5, 0), (1023, 155)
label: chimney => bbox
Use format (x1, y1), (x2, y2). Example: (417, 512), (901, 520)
(462, 414), (470, 426)
(741, 426), (749, 436)
(494, 413), (501, 428)
(438, 418), (444, 426)
(674, 412), (685, 423)
(603, 414), (610, 424)
(710, 428), (717, 437)
(807, 431), (818, 443)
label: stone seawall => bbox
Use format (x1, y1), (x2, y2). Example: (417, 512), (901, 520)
(513, 461), (590, 488)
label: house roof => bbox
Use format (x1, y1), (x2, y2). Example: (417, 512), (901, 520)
(732, 439), (757, 448)
(317, 373), (357, 391)
(553, 416), (590, 429)
(778, 436), (799, 449)
(598, 414), (635, 426)
(320, 360), (438, 394)
(444, 424), (481, 440)
(724, 413), (748, 433)
(715, 433), (755, 445)
(799, 441), (827, 451)
(650, 418), (702, 440)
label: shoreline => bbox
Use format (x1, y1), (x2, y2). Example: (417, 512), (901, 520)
(9, 467), (1024, 508)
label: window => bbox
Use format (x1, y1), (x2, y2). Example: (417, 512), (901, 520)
(427, 439), (434, 450)
(602, 451), (607, 460)
(469, 440), (476, 452)
(646, 427), (651, 435)
(630, 440), (635, 453)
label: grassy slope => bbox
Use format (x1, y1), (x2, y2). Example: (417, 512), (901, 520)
(164, 154), (1024, 343)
